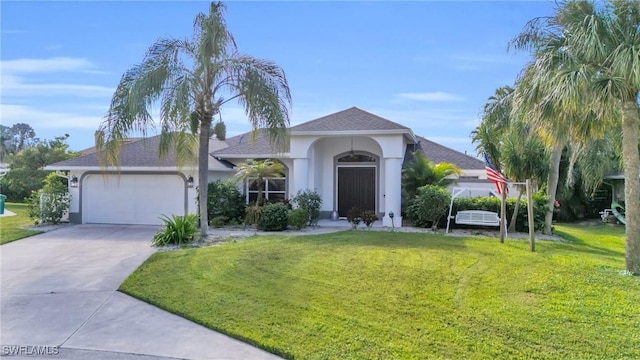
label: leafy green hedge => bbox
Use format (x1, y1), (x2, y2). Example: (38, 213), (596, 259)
(443, 192), (548, 232)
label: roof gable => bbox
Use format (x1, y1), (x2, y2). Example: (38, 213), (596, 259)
(291, 107), (410, 132)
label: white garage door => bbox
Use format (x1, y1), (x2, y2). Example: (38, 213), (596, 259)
(83, 174), (186, 225)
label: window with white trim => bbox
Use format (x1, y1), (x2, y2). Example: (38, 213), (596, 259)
(246, 177), (286, 203)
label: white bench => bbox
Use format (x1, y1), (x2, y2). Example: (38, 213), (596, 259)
(455, 210), (500, 227)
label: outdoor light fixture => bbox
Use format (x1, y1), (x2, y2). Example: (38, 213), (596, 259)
(70, 176), (79, 188)
(186, 176), (194, 188)
(389, 211), (395, 229)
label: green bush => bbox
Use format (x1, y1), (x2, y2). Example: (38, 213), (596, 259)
(288, 208), (308, 230)
(26, 172), (70, 225)
(362, 210), (379, 228)
(245, 205), (263, 226)
(347, 207), (362, 229)
(207, 180), (245, 224)
(292, 189), (322, 226)
(151, 214), (198, 247)
(210, 215), (228, 228)
(406, 185), (451, 229)
(258, 203), (289, 231)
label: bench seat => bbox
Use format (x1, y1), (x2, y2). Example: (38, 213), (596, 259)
(455, 210), (500, 227)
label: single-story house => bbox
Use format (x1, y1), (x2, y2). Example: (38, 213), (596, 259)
(46, 107), (489, 226)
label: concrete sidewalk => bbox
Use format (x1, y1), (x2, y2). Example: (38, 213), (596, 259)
(1, 225), (280, 360)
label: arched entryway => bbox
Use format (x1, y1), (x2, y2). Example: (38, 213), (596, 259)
(334, 151), (379, 217)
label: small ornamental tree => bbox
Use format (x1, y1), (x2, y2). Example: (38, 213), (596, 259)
(405, 185), (451, 230)
(27, 172), (70, 225)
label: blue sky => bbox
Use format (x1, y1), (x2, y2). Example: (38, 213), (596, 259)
(1, 1), (555, 156)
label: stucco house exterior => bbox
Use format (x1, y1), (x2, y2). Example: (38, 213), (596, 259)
(46, 107), (488, 226)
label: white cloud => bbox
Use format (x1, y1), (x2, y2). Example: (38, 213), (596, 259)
(0, 57), (97, 74)
(0, 104), (103, 130)
(397, 92), (464, 102)
(3, 75), (114, 97)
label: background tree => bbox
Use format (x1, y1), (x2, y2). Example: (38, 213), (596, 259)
(234, 159), (285, 206)
(402, 151), (462, 201)
(96, 2), (291, 236)
(0, 134), (79, 201)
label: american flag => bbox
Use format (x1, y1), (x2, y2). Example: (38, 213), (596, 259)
(483, 153), (508, 194)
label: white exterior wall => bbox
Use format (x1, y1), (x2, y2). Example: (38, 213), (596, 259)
(301, 136), (384, 213)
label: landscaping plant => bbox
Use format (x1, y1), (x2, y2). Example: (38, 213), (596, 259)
(361, 210), (379, 228)
(151, 214), (198, 247)
(292, 189), (322, 226)
(258, 203), (289, 231)
(347, 207), (362, 229)
(26, 172), (70, 225)
(288, 208), (308, 230)
(406, 185), (450, 229)
(245, 205), (263, 226)
(207, 180), (245, 224)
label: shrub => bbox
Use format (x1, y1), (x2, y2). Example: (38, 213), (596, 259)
(210, 215), (228, 228)
(406, 185), (451, 229)
(245, 205), (263, 226)
(347, 207), (362, 229)
(207, 180), (245, 225)
(258, 203), (289, 231)
(292, 189), (323, 226)
(288, 208), (308, 230)
(361, 210), (379, 228)
(27, 172), (70, 225)
(151, 214), (198, 247)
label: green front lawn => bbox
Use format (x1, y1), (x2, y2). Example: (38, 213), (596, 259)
(0, 203), (41, 245)
(120, 224), (638, 359)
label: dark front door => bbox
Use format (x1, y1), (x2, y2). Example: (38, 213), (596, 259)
(337, 167), (376, 217)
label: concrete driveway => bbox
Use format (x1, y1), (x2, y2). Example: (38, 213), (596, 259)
(1, 225), (280, 360)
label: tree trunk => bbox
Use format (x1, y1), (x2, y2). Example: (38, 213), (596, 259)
(544, 142), (563, 235)
(508, 188), (523, 233)
(198, 115), (212, 238)
(621, 99), (640, 274)
(256, 179), (264, 206)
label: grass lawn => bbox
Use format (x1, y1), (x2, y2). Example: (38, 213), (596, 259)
(0, 203), (41, 245)
(120, 224), (639, 359)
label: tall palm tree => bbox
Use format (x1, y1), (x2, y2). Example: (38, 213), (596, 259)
(96, 2), (291, 236)
(513, 0), (640, 273)
(234, 159), (285, 206)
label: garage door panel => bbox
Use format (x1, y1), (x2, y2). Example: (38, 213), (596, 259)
(83, 174), (185, 225)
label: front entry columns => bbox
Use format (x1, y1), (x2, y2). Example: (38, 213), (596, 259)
(383, 157), (403, 227)
(291, 158), (309, 198)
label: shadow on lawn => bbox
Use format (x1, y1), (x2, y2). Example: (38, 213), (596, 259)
(554, 228), (625, 259)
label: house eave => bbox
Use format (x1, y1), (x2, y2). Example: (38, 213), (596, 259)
(212, 153), (291, 159)
(291, 129), (411, 137)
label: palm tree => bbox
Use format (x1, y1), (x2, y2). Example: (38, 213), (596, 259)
(96, 2), (291, 236)
(501, 123), (548, 233)
(234, 159), (285, 206)
(402, 151), (462, 201)
(473, 85), (548, 233)
(513, 0), (640, 273)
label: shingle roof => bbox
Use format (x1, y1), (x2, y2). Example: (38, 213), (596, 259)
(411, 136), (484, 170)
(291, 107), (410, 132)
(48, 135), (231, 169)
(213, 130), (288, 157)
